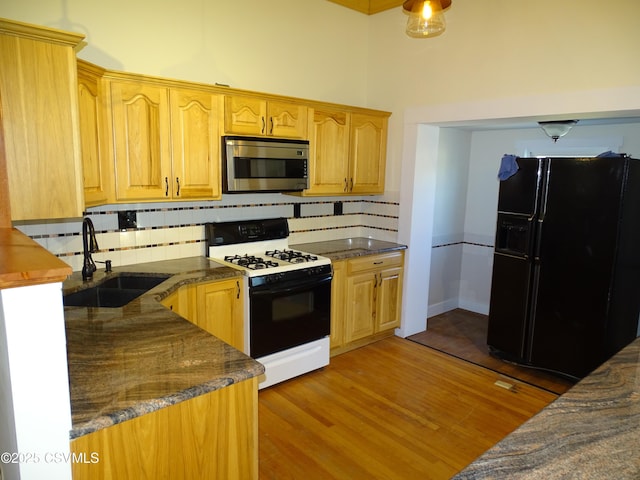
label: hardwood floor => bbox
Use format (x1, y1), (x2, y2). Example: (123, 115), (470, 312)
(258, 337), (557, 479)
(408, 309), (575, 395)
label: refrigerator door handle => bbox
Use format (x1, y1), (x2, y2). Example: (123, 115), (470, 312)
(533, 218), (544, 262)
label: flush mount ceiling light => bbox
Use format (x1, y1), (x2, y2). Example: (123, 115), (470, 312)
(538, 120), (578, 142)
(403, 0), (452, 38)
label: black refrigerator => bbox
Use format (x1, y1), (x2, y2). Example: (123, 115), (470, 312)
(487, 156), (640, 379)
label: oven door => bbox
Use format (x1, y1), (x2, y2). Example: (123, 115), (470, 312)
(249, 271), (331, 359)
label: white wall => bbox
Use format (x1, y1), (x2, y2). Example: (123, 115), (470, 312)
(427, 128), (471, 316)
(0, 283), (73, 480)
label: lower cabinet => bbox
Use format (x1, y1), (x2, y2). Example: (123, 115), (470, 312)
(161, 278), (244, 351)
(330, 251), (404, 356)
(70, 377), (258, 480)
(195, 279), (244, 351)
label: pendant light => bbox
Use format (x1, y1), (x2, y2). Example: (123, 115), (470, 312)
(538, 120), (578, 142)
(403, 0), (452, 38)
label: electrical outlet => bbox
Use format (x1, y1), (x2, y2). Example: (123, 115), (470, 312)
(334, 201), (343, 216)
(293, 203), (301, 218)
(118, 210), (137, 230)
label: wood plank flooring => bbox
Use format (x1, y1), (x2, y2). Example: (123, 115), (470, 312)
(408, 309), (575, 395)
(258, 337), (558, 479)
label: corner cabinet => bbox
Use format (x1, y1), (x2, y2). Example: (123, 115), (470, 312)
(302, 109), (389, 196)
(0, 19), (85, 220)
(195, 278), (244, 351)
(330, 251), (404, 356)
(224, 95), (308, 139)
(161, 278), (244, 352)
(106, 77), (221, 202)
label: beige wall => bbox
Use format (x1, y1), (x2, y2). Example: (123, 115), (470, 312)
(368, 0), (640, 190)
(2, 0), (639, 193)
(0, 0), (370, 105)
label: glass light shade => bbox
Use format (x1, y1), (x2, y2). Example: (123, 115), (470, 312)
(406, 1), (446, 38)
(538, 120), (578, 142)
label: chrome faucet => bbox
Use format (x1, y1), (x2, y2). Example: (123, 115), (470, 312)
(81, 217), (99, 281)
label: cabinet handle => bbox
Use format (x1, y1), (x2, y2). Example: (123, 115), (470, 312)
(176, 177), (180, 196)
(343, 178), (348, 192)
(373, 261), (383, 265)
(165, 177), (169, 196)
(269, 117), (274, 135)
(349, 178), (354, 191)
(261, 116), (266, 134)
(236, 280), (240, 299)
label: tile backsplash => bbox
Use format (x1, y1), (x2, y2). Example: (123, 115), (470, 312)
(15, 193), (400, 273)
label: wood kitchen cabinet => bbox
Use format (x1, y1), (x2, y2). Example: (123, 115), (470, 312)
(70, 377), (258, 480)
(301, 109), (389, 196)
(161, 278), (244, 352)
(330, 251), (404, 356)
(0, 19), (85, 220)
(77, 60), (110, 206)
(107, 77), (221, 202)
(195, 278), (244, 351)
(224, 95), (308, 139)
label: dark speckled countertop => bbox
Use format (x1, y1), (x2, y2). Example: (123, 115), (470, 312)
(64, 256), (264, 440)
(453, 336), (640, 479)
(64, 242), (406, 440)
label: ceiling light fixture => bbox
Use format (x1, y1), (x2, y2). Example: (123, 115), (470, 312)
(403, 0), (451, 38)
(538, 120), (578, 142)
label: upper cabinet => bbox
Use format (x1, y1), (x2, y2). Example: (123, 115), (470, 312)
(0, 19), (85, 220)
(77, 60), (110, 207)
(302, 108), (389, 196)
(349, 113), (388, 195)
(106, 76), (221, 202)
(224, 95), (308, 139)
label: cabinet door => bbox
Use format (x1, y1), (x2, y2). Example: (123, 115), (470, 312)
(345, 272), (376, 343)
(110, 80), (172, 201)
(0, 24), (85, 220)
(196, 279), (244, 351)
(267, 101), (307, 139)
(78, 62), (109, 206)
(224, 95), (266, 136)
(305, 108), (350, 195)
(349, 113), (387, 194)
(330, 260), (346, 351)
(170, 89), (221, 199)
(376, 266), (403, 332)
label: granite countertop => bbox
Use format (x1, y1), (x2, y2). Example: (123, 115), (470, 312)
(292, 237), (407, 260)
(453, 336), (640, 479)
(64, 242), (405, 440)
(64, 256), (264, 440)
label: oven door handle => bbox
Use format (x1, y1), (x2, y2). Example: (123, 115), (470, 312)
(250, 274), (332, 295)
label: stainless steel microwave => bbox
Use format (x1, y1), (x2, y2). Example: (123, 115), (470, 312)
(222, 136), (309, 193)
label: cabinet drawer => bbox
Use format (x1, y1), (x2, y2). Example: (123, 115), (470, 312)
(347, 252), (403, 275)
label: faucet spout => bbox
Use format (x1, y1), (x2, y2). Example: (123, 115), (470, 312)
(82, 217), (99, 281)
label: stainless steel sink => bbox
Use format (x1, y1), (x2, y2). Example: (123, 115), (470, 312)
(63, 274), (170, 308)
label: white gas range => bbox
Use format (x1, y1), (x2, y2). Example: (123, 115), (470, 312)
(205, 218), (332, 389)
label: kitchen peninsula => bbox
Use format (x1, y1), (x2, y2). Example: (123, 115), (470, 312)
(63, 257), (263, 479)
(453, 335), (640, 479)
